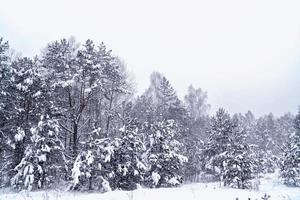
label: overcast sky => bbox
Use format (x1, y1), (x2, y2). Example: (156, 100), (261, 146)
(1, 0), (300, 116)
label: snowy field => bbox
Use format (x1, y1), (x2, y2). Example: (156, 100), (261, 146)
(1, 171), (299, 200)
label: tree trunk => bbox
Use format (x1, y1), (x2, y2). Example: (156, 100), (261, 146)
(73, 122), (78, 159)
(106, 91), (114, 137)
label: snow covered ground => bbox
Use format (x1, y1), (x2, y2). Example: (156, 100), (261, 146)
(1, 171), (299, 200)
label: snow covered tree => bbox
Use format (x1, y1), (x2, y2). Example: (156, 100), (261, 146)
(0, 57), (50, 189)
(10, 58), (42, 162)
(201, 109), (256, 188)
(42, 39), (133, 162)
(109, 119), (147, 190)
(254, 114), (276, 152)
(101, 57), (135, 138)
(222, 146), (254, 189)
(202, 108), (233, 179)
(71, 119), (146, 191)
(0, 37), (12, 186)
(280, 110), (300, 187)
(8, 56), (67, 190)
(250, 114), (278, 173)
(156, 77), (178, 120)
(144, 120), (187, 188)
(276, 113), (295, 151)
(41, 38), (79, 160)
(222, 115), (254, 189)
(11, 114), (66, 190)
(70, 134), (115, 192)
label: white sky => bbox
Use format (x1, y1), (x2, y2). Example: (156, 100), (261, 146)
(1, 0), (300, 116)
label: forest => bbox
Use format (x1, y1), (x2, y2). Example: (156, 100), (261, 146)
(0, 37), (299, 193)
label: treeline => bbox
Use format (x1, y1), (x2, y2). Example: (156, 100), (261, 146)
(0, 37), (299, 191)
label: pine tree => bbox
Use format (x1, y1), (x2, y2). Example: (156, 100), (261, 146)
(222, 115), (254, 189)
(156, 77), (178, 120)
(276, 113), (295, 150)
(144, 120), (187, 188)
(0, 37), (12, 186)
(202, 109), (256, 188)
(71, 119), (147, 191)
(252, 114), (278, 173)
(280, 110), (300, 187)
(202, 108), (233, 179)
(10, 58), (42, 166)
(10, 57), (66, 191)
(1, 57), (47, 189)
(11, 114), (66, 190)
(41, 38), (79, 160)
(70, 129), (115, 191)
(110, 119), (147, 190)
